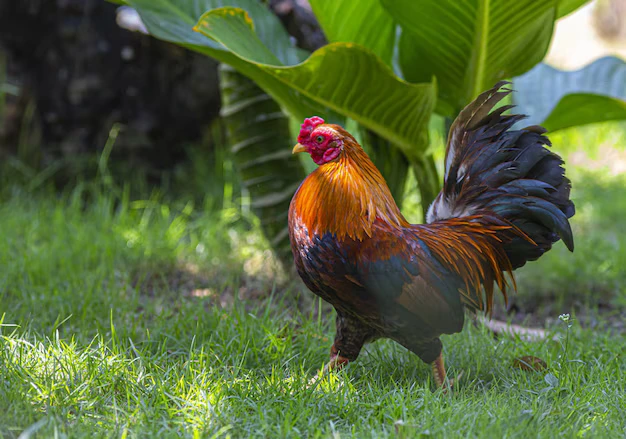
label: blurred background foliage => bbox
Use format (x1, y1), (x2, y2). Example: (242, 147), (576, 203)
(0, 0), (625, 316)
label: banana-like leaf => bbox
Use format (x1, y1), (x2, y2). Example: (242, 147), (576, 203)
(513, 56), (626, 130)
(542, 94), (626, 132)
(557, 0), (591, 18)
(125, 0), (303, 64)
(383, 0), (558, 114)
(194, 7), (436, 158)
(123, 0), (329, 121)
(124, 1), (436, 158)
(308, 0), (416, 207)
(219, 64), (305, 266)
(309, 0), (396, 66)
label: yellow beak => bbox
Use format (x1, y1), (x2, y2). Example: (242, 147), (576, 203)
(292, 143), (307, 154)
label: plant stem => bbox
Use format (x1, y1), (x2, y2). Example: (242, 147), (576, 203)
(362, 130), (409, 208)
(412, 154), (440, 220)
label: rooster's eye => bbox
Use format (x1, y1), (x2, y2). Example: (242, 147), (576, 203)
(315, 135), (324, 143)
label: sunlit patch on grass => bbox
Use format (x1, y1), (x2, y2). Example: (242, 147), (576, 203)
(190, 288), (216, 298)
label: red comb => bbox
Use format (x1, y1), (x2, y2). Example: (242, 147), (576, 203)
(298, 116), (325, 142)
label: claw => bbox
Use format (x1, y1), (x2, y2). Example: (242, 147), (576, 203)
(324, 354), (350, 372)
(431, 353), (462, 393)
(308, 354), (350, 388)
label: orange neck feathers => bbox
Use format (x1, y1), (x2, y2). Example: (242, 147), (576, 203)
(292, 136), (409, 241)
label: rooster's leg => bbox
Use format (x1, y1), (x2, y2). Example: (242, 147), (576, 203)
(309, 312), (374, 385)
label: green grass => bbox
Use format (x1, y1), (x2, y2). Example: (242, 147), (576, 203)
(1, 122), (626, 438)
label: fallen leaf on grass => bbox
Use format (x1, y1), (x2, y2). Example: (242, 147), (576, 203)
(513, 356), (548, 372)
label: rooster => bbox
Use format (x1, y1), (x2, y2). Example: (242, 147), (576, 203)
(288, 82), (574, 389)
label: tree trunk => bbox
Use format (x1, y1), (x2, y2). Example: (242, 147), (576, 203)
(0, 0), (221, 181)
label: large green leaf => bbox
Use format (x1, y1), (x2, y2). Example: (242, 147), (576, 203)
(557, 0), (591, 18)
(193, 7), (436, 158)
(384, 0), (557, 114)
(309, 0), (396, 66)
(122, 0), (328, 122)
(125, 0), (303, 64)
(542, 94), (626, 132)
(513, 56), (626, 130)
(124, 0), (435, 157)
